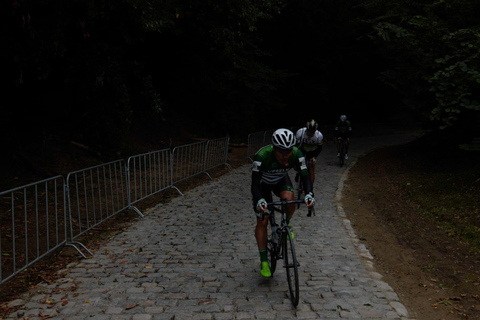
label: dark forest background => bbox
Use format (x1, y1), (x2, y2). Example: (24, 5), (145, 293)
(2, 0), (480, 159)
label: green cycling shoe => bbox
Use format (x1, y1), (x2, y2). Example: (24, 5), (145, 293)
(260, 261), (271, 278)
(288, 224), (294, 240)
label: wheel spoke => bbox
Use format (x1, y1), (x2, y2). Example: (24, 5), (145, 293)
(267, 239), (277, 275)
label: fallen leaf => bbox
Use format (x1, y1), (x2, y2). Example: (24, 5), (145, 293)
(125, 304), (137, 310)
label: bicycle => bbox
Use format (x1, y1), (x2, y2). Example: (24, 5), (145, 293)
(264, 198), (311, 307)
(337, 136), (346, 167)
(295, 160), (315, 217)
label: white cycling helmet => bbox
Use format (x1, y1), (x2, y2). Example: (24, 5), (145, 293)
(340, 115), (347, 122)
(272, 128), (296, 150)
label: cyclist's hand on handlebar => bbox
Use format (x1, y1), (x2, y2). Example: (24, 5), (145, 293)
(256, 198), (268, 212)
(304, 193), (315, 208)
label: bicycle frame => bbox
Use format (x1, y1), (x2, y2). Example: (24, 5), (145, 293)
(267, 199), (312, 238)
(265, 198), (309, 307)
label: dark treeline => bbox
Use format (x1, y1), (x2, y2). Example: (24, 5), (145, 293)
(1, 0), (479, 157)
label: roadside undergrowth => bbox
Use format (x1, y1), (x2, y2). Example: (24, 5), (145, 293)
(393, 132), (480, 252)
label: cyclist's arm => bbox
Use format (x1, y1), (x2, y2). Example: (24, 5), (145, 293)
(300, 172), (313, 195)
(312, 146), (322, 158)
(334, 127), (339, 139)
(295, 129), (305, 148)
(295, 129), (302, 143)
(251, 171), (264, 204)
(298, 148), (307, 157)
(297, 153), (313, 194)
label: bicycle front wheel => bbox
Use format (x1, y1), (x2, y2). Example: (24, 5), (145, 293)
(283, 226), (300, 306)
(267, 238), (278, 275)
(267, 218), (279, 275)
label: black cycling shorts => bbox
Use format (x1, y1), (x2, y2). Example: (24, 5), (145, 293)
(300, 147), (322, 162)
(253, 174), (294, 211)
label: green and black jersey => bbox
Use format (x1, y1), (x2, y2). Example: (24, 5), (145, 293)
(334, 120), (352, 138)
(251, 145), (312, 204)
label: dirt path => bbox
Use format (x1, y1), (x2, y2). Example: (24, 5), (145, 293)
(342, 143), (480, 320)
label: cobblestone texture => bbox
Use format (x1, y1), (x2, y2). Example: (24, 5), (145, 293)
(6, 134), (420, 319)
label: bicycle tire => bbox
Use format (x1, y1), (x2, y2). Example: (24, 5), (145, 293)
(267, 238), (278, 275)
(283, 226), (300, 306)
(267, 215), (278, 274)
(339, 141), (345, 167)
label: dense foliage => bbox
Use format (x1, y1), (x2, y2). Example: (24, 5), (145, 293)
(2, 0), (479, 157)
(363, 0), (480, 130)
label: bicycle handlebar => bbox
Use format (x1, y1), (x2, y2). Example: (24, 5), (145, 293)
(267, 199), (312, 206)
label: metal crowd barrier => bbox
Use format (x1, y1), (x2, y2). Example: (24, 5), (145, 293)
(205, 137), (231, 172)
(170, 137), (231, 193)
(247, 130), (275, 161)
(0, 136), (231, 284)
(66, 159), (128, 257)
(0, 176), (67, 284)
(172, 140), (209, 188)
(127, 148), (177, 213)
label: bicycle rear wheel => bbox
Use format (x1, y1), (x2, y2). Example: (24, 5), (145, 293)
(339, 142), (345, 167)
(283, 226), (300, 306)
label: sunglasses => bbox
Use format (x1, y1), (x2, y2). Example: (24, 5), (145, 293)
(275, 147), (293, 154)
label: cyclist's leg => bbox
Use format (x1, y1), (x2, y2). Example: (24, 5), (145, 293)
(273, 175), (296, 220)
(337, 136), (343, 157)
(254, 186), (273, 250)
(256, 217), (271, 277)
(279, 189), (296, 239)
(281, 190), (296, 220)
(254, 185), (273, 277)
(255, 216), (269, 250)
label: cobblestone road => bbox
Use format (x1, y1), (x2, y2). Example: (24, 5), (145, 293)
(5, 134), (420, 320)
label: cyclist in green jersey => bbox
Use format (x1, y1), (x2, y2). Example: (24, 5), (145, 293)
(251, 128), (315, 277)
